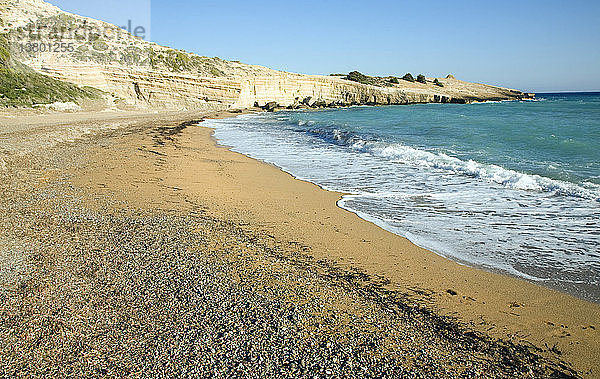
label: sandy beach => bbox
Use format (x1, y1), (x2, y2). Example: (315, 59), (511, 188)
(1, 109), (598, 377)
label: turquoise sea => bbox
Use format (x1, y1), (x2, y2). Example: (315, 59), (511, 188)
(204, 93), (600, 302)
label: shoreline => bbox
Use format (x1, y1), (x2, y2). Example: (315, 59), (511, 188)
(205, 109), (599, 303)
(196, 113), (600, 375)
(1, 109), (598, 376)
(202, 112), (599, 298)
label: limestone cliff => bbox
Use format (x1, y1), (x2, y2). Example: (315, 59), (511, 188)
(0, 0), (534, 110)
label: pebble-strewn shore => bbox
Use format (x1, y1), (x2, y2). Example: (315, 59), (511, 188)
(0, 116), (579, 377)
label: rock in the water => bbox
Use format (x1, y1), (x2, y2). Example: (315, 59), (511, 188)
(263, 101), (278, 112)
(302, 96), (315, 107)
(312, 99), (328, 108)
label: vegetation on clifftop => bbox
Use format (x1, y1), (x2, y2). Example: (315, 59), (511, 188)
(145, 48), (226, 76)
(339, 71), (399, 87)
(402, 73), (415, 82)
(345, 71), (378, 86)
(333, 71), (447, 89)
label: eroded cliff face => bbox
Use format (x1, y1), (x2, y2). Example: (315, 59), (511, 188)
(232, 73), (529, 109)
(0, 0), (533, 110)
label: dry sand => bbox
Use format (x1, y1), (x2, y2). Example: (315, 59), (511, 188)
(2, 109), (599, 376)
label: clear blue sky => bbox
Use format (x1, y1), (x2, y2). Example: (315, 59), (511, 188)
(48, 0), (600, 92)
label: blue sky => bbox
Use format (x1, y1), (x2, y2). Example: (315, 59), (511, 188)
(48, 0), (600, 92)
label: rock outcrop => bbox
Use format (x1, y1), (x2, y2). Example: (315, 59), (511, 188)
(0, 0), (534, 110)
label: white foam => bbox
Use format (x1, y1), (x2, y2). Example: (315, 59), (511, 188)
(334, 134), (600, 201)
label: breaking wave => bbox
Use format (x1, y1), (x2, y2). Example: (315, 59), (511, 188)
(307, 127), (600, 201)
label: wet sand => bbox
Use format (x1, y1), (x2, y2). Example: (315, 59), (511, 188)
(1, 109), (598, 376)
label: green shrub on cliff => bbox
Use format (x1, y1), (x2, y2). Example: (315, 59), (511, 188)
(1, 63), (101, 107)
(347, 71), (388, 86)
(148, 48), (223, 74)
(209, 66), (225, 76)
(346, 71), (372, 85)
(120, 46), (143, 65)
(0, 34), (10, 66)
(389, 77), (399, 84)
(92, 39), (109, 51)
(433, 78), (444, 87)
(417, 74), (426, 84)
(159, 50), (191, 72)
(402, 73), (415, 82)
(0, 36), (101, 107)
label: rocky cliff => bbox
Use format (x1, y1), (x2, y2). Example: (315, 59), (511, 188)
(0, 0), (534, 110)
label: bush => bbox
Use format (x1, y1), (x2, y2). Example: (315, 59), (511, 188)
(433, 78), (444, 87)
(0, 60), (101, 107)
(0, 34), (10, 66)
(344, 71), (380, 86)
(209, 66), (224, 76)
(346, 71), (370, 84)
(417, 74), (426, 84)
(389, 77), (399, 84)
(92, 39), (109, 51)
(402, 73), (415, 82)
